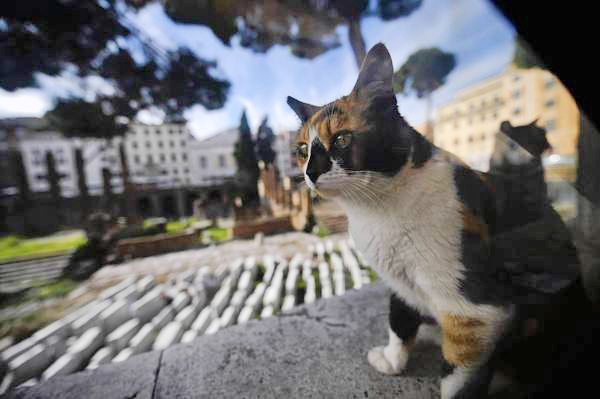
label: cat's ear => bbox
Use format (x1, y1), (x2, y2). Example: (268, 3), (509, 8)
(287, 96), (320, 123)
(352, 43), (394, 97)
(500, 121), (512, 133)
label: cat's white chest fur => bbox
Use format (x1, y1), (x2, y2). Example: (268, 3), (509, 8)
(340, 157), (470, 319)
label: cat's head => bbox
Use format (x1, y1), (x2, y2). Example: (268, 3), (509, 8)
(491, 120), (551, 166)
(287, 43), (419, 200)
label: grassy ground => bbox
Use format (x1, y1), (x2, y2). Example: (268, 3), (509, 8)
(205, 227), (231, 241)
(0, 278), (80, 341)
(0, 233), (87, 262)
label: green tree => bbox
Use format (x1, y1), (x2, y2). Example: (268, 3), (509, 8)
(233, 111), (260, 206)
(256, 117), (276, 167)
(393, 47), (456, 140)
(513, 35), (544, 69)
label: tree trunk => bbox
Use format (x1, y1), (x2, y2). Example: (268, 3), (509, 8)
(575, 113), (600, 304)
(424, 93), (434, 141)
(119, 142), (139, 224)
(347, 17), (366, 68)
(75, 147), (90, 217)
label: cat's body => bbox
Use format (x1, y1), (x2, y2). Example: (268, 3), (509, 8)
(287, 43), (584, 398)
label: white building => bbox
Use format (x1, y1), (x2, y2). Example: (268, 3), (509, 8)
(188, 128), (238, 187)
(123, 123), (192, 188)
(10, 123), (122, 197)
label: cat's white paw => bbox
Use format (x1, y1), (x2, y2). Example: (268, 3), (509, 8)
(367, 344), (409, 375)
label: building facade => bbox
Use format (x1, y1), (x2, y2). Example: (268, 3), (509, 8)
(274, 130), (300, 177)
(188, 128), (238, 187)
(124, 123), (192, 188)
(433, 65), (580, 171)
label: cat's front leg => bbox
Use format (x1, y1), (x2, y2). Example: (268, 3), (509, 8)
(368, 293), (421, 375)
(440, 314), (496, 399)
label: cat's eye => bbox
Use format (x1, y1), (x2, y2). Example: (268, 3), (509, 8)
(334, 133), (352, 149)
(297, 143), (308, 159)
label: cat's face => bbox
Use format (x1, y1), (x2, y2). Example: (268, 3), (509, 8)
(287, 43), (412, 200)
(491, 120), (551, 166)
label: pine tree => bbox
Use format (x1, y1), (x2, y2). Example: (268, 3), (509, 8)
(256, 117), (276, 167)
(233, 111), (260, 206)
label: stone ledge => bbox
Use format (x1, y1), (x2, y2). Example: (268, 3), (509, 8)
(6, 284), (443, 399)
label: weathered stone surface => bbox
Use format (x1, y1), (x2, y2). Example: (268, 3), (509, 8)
(114, 284), (139, 303)
(98, 277), (136, 301)
(32, 320), (71, 344)
(135, 275), (155, 295)
(210, 284), (233, 315)
(229, 290), (249, 307)
(260, 305), (274, 319)
(106, 319), (141, 352)
(204, 319), (221, 335)
(153, 322), (184, 351)
(281, 295), (296, 313)
(237, 306), (256, 324)
(219, 306), (240, 328)
(1, 337), (37, 363)
(154, 283), (441, 398)
(8, 344), (53, 386)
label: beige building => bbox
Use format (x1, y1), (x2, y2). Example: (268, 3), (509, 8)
(432, 65), (580, 171)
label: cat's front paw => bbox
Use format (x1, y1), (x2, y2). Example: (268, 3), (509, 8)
(367, 344), (409, 375)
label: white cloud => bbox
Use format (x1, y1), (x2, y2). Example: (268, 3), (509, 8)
(0, 88), (52, 118)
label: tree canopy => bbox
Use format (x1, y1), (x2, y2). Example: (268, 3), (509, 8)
(0, 0), (230, 139)
(393, 47), (456, 98)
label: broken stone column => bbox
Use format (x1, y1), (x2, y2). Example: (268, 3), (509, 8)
(100, 299), (130, 333)
(130, 286), (167, 323)
(237, 306), (257, 324)
(281, 295), (296, 313)
(114, 284), (140, 303)
(260, 305), (274, 318)
(129, 323), (157, 354)
(171, 292), (191, 313)
(98, 277), (136, 301)
(191, 307), (217, 334)
(175, 305), (199, 330)
(8, 344), (54, 386)
(210, 284), (233, 315)
(151, 306), (175, 330)
(219, 306), (241, 328)
(262, 255), (276, 284)
(71, 300), (112, 336)
(180, 330), (197, 344)
(42, 353), (81, 380)
(330, 253), (346, 296)
(67, 327), (104, 361)
(204, 319), (221, 335)
(105, 319), (141, 352)
(340, 241), (363, 290)
(86, 347), (115, 370)
(135, 275), (155, 296)
(152, 322), (184, 351)
(32, 319), (71, 344)
(112, 348), (134, 363)
(304, 275), (317, 304)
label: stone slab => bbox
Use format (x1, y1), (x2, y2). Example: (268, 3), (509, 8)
(154, 283), (441, 398)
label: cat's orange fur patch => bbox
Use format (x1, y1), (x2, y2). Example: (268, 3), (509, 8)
(462, 205), (490, 241)
(441, 314), (487, 367)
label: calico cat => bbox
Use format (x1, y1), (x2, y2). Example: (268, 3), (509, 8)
(287, 43), (584, 398)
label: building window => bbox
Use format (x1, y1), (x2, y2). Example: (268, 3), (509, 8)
(545, 98), (556, 108)
(145, 129), (150, 135)
(513, 107), (521, 115)
(454, 138), (460, 146)
(468, 135), (473, 143)
(170, 141), (175, 148)
(173, 169), (179, 174)
(218, 154), (226, 168)
(160, 154), (165, 162)
(184, 168), (189, 174)
(182, 153), (187, 161)
(546, 119), (557, 131)
(146, 141), (151, 149)
(158, 141), (163, 148)
(545, 78), (556, 89)
(171, 154), (177, 162)
(200, 156), (206, 169)
(512, 89), (521, 99)
(180, 140), (185, 146)
(169, 129), (174, 135)
(132, 141), (138, 149)
(147, 155), (153, 164)
(513, 74), (521, 82)
(134, 155), (140, 164)
(493, 112), (498, 119)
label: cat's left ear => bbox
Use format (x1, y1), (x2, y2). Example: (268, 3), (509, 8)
(352, 43), (394, 97)
(287, 96), (320, 123)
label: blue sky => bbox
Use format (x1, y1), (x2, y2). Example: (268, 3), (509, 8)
(0, 0), (516, 140)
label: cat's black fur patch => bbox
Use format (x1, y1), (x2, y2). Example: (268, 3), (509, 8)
(342, 95), (414, 176)
(306, 139), (332, 183)
(389, 293), (421, 341)
(313, 104), (345, 124)
(410, 130), (434, 168)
